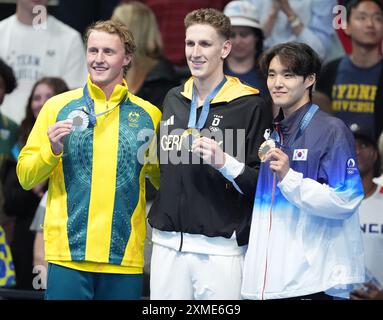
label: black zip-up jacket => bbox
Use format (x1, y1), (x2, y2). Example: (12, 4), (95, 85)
(148, 76), (272, 246)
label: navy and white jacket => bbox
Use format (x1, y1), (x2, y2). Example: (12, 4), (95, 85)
(242, 103), (365, 300)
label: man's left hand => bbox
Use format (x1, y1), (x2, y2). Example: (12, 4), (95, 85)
(264, 148), (290, 181)
(192, 137), (226, 169)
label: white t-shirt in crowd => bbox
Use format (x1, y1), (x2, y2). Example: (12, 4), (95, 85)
(0, 14), (88, 124)
(359, 184), (383, 287)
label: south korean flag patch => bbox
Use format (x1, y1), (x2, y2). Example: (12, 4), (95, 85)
(293, 149), (308, 161)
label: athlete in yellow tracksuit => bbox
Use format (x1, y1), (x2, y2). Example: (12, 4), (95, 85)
(16, 20), (161, 299)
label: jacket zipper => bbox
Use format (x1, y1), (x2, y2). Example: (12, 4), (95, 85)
(261, 173), (277, 300)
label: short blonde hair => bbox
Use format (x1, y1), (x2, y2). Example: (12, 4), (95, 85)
(184, 8), (231, 40)
(85, 20), (136, 76)
(112, 2), (163, 59)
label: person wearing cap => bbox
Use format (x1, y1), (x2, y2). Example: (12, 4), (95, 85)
(16, 20), (161, 299)
(148, 8), (272, 300)
(223, 1), (267, 96)
(242, 42), (365, 300)
(349, 124), (383, 300)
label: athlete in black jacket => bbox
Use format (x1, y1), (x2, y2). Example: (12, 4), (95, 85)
(148, 8), (272, 300)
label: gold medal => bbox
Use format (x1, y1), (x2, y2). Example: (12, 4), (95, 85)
(181, 128), (201, 151)
(258, 139), (276, 162)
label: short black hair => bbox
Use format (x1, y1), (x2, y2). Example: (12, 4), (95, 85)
(0, 58), (17, 93)
(259, 42), (321, 99)
(346, 0), (383, 22)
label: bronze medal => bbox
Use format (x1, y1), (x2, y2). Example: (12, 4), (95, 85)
(258, 139), (276, 162)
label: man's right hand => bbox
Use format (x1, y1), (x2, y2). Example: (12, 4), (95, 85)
(47, 119), (73, 155)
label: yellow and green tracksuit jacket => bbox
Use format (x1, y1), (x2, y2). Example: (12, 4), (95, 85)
(17, 78), (161, 274)
(0, 226), (15, 286)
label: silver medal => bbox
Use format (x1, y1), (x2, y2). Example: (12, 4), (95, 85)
(67, 110), (89, 132)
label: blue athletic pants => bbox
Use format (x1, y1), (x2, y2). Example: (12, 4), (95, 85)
(45, 263), (143, 300)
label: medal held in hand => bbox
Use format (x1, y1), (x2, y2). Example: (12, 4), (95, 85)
(67, 110), (90, 132)
(258, 139), (277, 162)
(181, 128), (201, 151)
(184, 77), (227, 151)
(66, 84), (128, 133)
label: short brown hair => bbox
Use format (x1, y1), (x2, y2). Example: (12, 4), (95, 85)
(184, 8), (231, 40)
(85, 20), (136, 76)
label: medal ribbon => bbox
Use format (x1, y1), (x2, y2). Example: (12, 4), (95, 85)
(187, 77), (227, 129)
(83, 85), (127, 128)
(270, 103), (319, 144)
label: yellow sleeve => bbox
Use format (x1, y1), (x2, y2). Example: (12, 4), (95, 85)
(145, 103), (161, 190)
(129, 92), (162, 191)
(16, 97), (62, 190)
(146, 134), (160, 190)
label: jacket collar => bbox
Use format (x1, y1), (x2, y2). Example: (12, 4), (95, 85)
(86, 75), (129, 105)
(274, 102), (312, 143)
(180, 75), (259, 104)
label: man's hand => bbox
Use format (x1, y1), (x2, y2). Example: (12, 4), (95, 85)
(192, 137), (226, 169)
(350, 283), (383, 300)
(47, 119), (73, 155)
(264, 148), (290, 181)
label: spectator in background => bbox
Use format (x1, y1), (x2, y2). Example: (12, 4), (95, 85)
(0, 59), (19, 199)
(0, 59), (19, 286)
(376, 132), (383, 185)
(30, 191), (47, 289)
(0, 224), (15, 287)
(56, 0), (120, 36)
(349, 125), (383, 300)
(336, 0), (353, 55)
(315, 0), (383, 142)
(3, 77), (68, 290)
(112, 1), (180, 111)
(223, 1), (268, 96)
(122, 0), (231, 67)
(0, 59), (18, 167)
(249, 0), (336, 61)
(0, 0), (87, 124)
